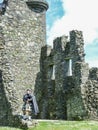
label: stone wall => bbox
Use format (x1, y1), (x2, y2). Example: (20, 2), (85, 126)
(0, 0), (98, 124)
(36, 30), (98, 120)
(84, 68), (98, 119)
(0, 0), (48, 125)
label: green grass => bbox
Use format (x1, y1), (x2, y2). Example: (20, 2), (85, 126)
(0, 120), (98, 130)
(0, 128), (22, 130)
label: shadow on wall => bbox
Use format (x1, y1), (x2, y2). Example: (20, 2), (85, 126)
(34, 45), (67, 120)
(0, 70), (27, 130)
(34, 45), (49, 119)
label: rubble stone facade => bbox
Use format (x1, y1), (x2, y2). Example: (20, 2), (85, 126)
(35, 31), (98, 120)
(0, 0), (48, 126)
(0, 0), (98, 126)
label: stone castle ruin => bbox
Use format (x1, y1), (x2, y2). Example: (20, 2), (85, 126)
(0, 0), (98, 126)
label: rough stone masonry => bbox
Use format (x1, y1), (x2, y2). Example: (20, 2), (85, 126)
(36, 30), (98, 120)
(0, 0), (48, 126)
(0, 0), (98, 126)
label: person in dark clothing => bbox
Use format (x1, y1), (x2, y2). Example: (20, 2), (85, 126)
(22, 89), (39, 120)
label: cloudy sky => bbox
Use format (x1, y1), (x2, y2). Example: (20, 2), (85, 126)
(46, 0), (98, 68)
(0, 0), (97, 68)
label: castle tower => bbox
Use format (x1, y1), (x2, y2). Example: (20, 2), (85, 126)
(66, 31), (89, 120)
(0, 0), (48, 125)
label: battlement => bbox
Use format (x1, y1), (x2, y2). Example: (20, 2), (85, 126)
(0, 0), (98, 127)
(35, 30), (98, 120)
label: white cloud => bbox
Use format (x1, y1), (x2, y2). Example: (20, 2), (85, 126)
(86, 59), (98, 68)
(47, 0), (98, 46)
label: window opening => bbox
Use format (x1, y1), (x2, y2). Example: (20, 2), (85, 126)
(51, 65), (55, 80)
(65, 58), (72, 76)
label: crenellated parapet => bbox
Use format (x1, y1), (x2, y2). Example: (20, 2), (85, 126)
(0, 0), (98, 125)
(36, 30), (98, 120)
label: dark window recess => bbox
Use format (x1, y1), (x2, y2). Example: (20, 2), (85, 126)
(0, 0), (8, 15)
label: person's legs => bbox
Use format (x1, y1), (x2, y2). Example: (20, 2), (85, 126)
(30, 103), (36, 119)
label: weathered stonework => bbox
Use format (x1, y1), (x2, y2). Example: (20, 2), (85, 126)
(0, 0), (48, 126)
(35, 31), (98, 121)
(0, 0), (98, 126)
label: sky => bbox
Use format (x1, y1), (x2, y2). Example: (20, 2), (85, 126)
(46, 0), (98, 68)
(0, 0), (3, 3)
(0, 0), (97, 68)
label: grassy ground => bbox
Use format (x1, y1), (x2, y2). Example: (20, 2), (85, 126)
(0, 120), (98, 130)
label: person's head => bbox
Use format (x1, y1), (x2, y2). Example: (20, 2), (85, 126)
(26, 89), (31, 94)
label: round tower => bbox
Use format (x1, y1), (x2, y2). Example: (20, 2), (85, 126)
(0, 0), (48, 124)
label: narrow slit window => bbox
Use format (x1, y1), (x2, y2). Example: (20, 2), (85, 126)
(51, 65), (55, 80)
(69, 59), (72, 76)
(65, 59), (72, 76)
